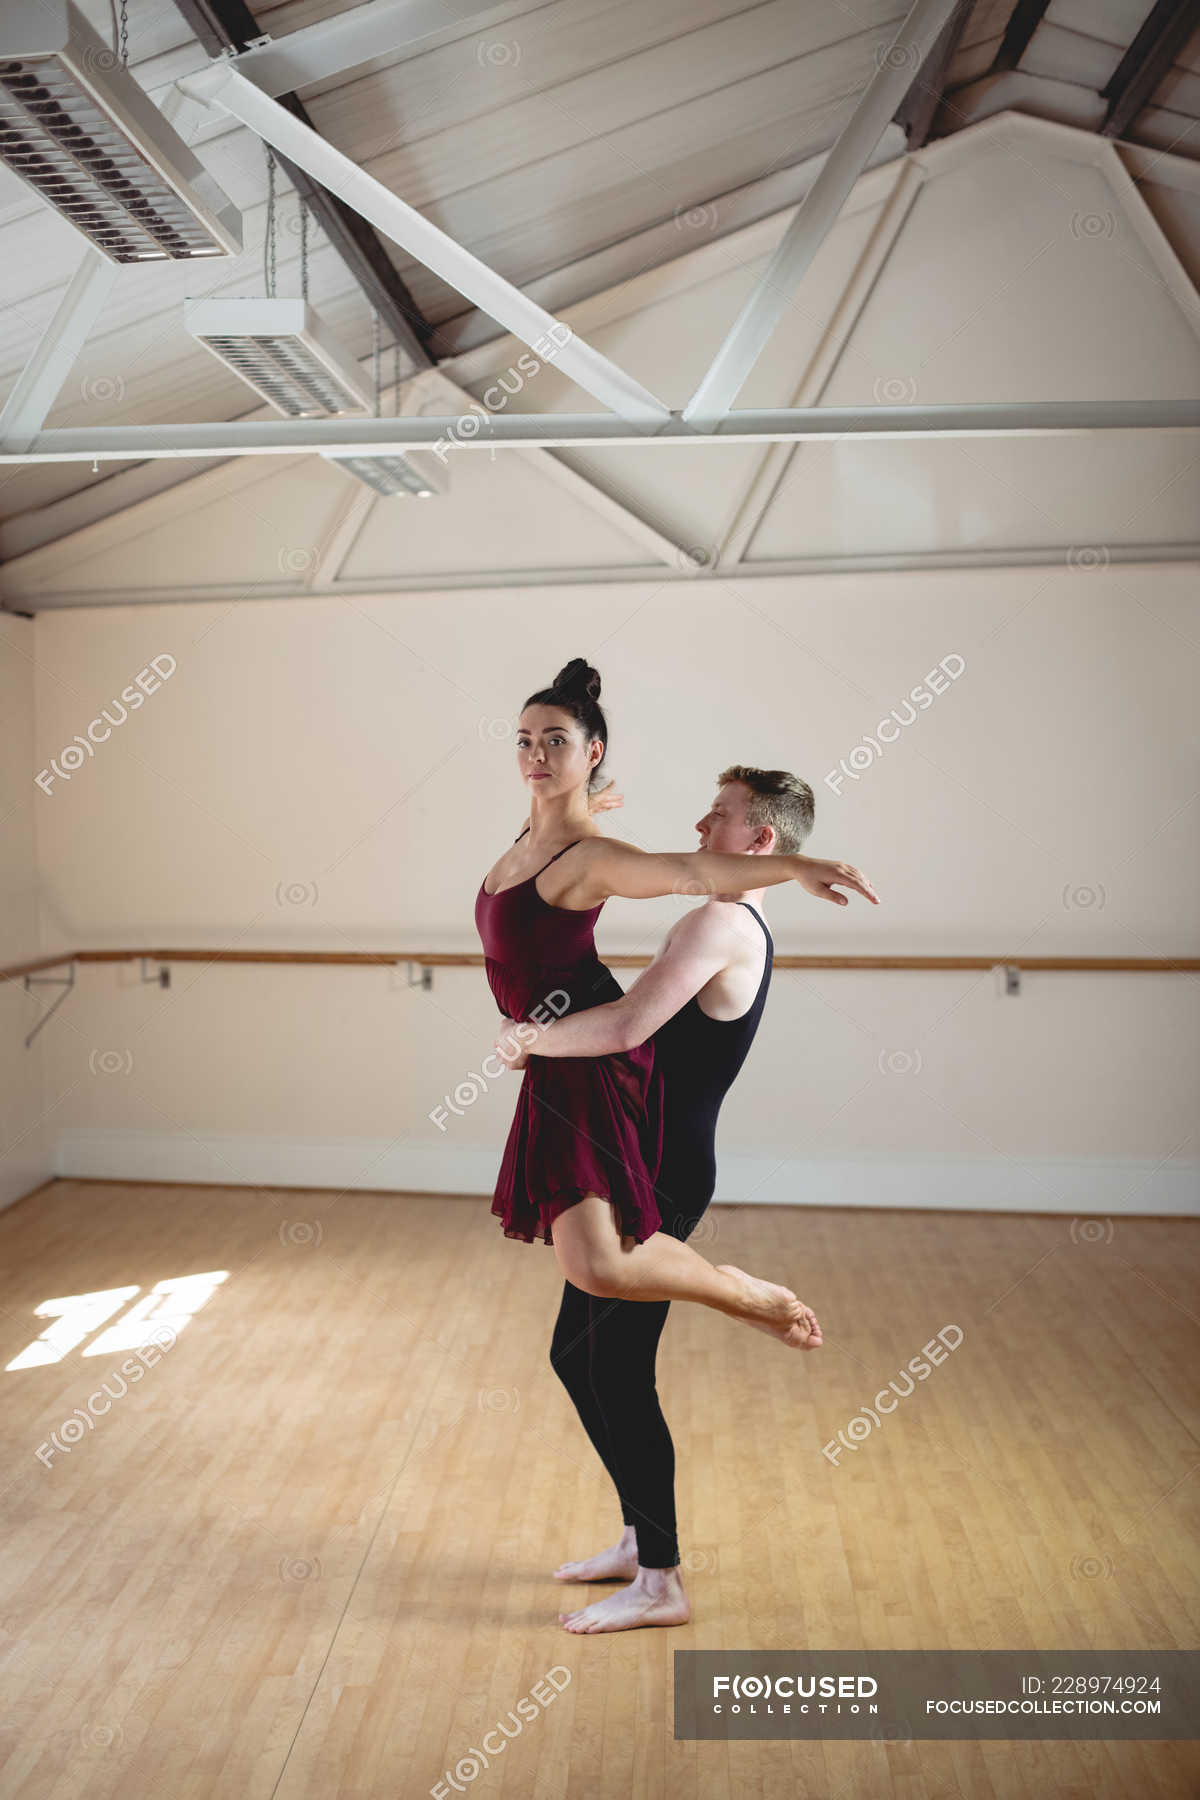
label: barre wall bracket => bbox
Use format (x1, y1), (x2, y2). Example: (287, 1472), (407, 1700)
(23, 962), (76, 1048)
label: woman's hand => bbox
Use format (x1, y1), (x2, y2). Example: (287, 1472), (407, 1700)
(494, 1019), (531, 1070)
(791, 854), (879, 906)
(587, 777), (624, 816)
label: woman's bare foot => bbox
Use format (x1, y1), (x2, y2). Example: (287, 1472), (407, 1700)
(715, 1264), (823, 1348)
(553, 1527), (639, 1583)
(559, 1566), (691, 1633)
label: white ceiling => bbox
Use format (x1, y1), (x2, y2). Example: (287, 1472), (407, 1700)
(0, 0), (1198, 564)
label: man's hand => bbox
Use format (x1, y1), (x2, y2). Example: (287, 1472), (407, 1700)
(587, 776), (624, 816)
(494, 1018), (530, 1070)
(793, 855), (879, 906)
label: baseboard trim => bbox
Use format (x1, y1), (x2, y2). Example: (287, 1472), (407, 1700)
(51, 1131), (1200, 1216)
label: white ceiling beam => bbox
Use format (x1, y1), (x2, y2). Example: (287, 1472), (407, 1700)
(0, 256), (119, 452)
(682, 0), (965, 428)
(10, 544), (1200, 612)
(175, 64), (671, 427)
(224, 0), (513, 98)
(6, 401), (1199, 463)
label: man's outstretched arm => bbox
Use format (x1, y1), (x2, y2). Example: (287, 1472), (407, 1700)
(496, 905), (744, 1064)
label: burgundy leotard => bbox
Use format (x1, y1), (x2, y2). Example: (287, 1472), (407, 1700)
(475, 833), (663, 1246)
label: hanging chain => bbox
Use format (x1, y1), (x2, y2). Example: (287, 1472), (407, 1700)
(109, 0), (129, 66)
(262, 146), (277, 298)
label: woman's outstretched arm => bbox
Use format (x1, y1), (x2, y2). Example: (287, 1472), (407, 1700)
(571, 837), (878, 907)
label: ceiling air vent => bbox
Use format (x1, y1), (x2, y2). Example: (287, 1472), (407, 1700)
(185, 296), (373, 416)
(0, 0), (241, 262)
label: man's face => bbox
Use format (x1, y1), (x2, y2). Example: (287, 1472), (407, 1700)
(695, 781), (762, 855)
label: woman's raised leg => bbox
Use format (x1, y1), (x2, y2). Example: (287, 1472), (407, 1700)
(549, 1194), (822, 1349)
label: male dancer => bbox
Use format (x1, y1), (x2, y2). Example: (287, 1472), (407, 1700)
(496, 765), (871, 1634)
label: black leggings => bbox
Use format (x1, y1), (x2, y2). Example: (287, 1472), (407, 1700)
(548, 1179), (712, 1570)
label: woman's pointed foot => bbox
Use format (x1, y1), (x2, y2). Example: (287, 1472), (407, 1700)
(715, 1264), (822, 1348)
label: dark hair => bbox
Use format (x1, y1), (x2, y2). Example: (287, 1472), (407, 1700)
(717, 764), (814, 855)
(522, 658), (608, 791)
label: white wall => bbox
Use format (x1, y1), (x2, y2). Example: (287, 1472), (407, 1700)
(0, 613), (53, 1210)
(13, 563), (1199, 1217)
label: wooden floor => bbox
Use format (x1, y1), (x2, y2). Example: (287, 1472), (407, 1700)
(0, 1179), (1196, 1800)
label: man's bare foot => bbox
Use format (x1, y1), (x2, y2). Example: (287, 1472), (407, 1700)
(559, 1567), (691, 1633)
(553, 1528), (639, 1583)
(715, 1264), (823, 1349)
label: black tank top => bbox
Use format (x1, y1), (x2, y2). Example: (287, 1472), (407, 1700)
(651, 902), (773, 1230)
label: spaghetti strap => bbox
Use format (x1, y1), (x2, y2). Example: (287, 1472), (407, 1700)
(533, 839), (583, 879)
(514, 825), (530, 843)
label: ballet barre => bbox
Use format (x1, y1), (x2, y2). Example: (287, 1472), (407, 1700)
(4, 949), (1197, 979)
(5, 947), (1195, 1049)
(4, 950), (1194, 979)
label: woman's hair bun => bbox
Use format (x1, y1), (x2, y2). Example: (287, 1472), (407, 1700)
(553, 657), (601, 703)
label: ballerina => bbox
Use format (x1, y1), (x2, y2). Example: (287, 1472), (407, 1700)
(475, 657), (878, 1348)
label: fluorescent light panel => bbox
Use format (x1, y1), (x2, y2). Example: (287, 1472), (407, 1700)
(185, 296), (372, 417)
(0, 0), (241, 262)
(321, 450), (440, 497)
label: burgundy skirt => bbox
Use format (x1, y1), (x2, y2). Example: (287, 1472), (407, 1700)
(491, 1041), (664, 1246)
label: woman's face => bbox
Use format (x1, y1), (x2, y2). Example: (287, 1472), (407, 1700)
(516, 705), (599, 796)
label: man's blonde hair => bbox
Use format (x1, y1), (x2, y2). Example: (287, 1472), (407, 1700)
(717, 765), (814, 855)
